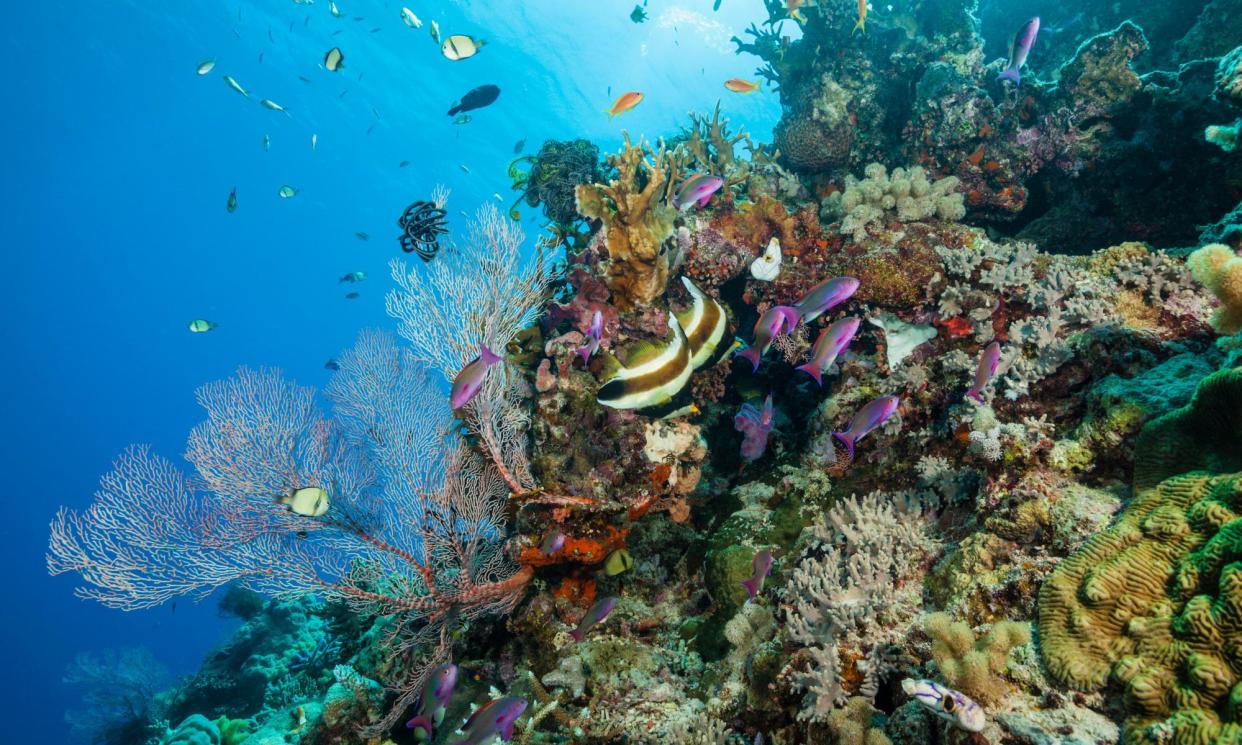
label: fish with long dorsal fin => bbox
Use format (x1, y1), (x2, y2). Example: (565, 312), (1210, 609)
(675, 277), (728, 370)
(597, 313), (692, 410)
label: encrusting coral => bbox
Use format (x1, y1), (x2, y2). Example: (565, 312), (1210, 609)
(575, 133), (681, 309)
(1189, 243), (1242, 334)
(924, 612), (1030, 707)
(824, 163), (967, 243)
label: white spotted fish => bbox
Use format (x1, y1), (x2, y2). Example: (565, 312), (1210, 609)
(279, 486), (330, 517)
(902, 679), (985, 732)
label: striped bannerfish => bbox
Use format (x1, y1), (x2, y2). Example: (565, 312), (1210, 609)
(675, 277), (728, 370)
(597, 313), (692, 410)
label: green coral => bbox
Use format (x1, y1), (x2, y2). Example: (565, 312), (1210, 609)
(823, 696), (892, 745)
(1038, 368), (1242, 744)
(160, 715), (220, 745)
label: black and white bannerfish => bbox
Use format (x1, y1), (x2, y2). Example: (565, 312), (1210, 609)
(675, 276), (728, 369)
(597, 313), (692, 410)
(279, 486), (330, 517)
(902, 679), (985, 732)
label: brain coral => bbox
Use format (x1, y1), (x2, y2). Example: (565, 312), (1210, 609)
(1038, 367), (1242, 744)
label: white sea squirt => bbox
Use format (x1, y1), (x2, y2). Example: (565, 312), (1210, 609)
(750, 237), (781, 281)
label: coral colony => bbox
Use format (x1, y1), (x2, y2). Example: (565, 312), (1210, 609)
(46, 2), (1242, 744)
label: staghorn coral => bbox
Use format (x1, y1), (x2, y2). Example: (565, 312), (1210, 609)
(825, 164), (966, 243)
(575, 133), (681, 308)
(924, 613), (1030, 707)
(1189, 243), (1242, 335)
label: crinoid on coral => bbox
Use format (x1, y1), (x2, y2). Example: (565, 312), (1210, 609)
(509, 138), (601, 226)
(575, 133), (681, 309)
(1038, 368), (1242, 743)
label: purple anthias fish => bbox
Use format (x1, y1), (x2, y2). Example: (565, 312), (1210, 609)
(451, 695), (528, 745)
(450, 343), (502, 410)
(998, 17), (1040, 86)
(575, 310), (603, 364)
(672, 173), (724, 210)
(832, 395), (900, 463)
(570, 596), (618, 641)
(793, 276), (860, 323)
(797, 316), (861, 386)
(966, 341), (1002, 402)
(737, 305), (800, 372)
(540, 530), (566, 556)
(739, 548), (773, 601)
(406, 663), (459, 740)
(734, 393), (775, 461)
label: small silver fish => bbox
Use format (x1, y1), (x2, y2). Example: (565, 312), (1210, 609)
(902, 679), (985, 732)
(263, 133), (270, 151)
(223, 75), (248, 96)
(196, 58), (216, 75)
(259, 98), (289, 114)
(311, 133), (318, 151)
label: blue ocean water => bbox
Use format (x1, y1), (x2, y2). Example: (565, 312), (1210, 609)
(1, 1), (780, 739)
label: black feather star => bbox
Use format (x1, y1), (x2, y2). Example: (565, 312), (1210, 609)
(397, 200), (449, 261)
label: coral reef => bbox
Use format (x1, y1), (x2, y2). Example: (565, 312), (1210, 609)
(924, 613), (1030, 707)
(1190, 243), (1242, 334)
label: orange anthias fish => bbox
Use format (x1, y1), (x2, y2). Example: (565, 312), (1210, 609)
(724, 78), (760, 94)
(606, 91), (644, 118)
(853, 0), (867, 34)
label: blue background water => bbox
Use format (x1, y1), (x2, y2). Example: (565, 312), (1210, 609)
(2, 0), (780, 739)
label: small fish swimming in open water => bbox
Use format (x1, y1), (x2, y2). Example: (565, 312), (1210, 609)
(226, 187), (237, 213)
(724, 78), (760, 93)
(188, 319), (218, 333)
(196, 59), (216, 75)
(902, 679), (985, 732)
(259, 98), (290, 114)
(401, 7), (422, 28)
(223, 75), (248, 96)
(606, 91), (643, 118)
(339, 271), (366, 283)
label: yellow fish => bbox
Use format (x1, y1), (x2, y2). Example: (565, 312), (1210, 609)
(853, 0), (867, 34)
(605, 91), (644, 118)
(724, 78), (760, 94)
(279, 486), (329, 517)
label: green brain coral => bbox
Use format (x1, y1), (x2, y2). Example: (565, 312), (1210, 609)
(1038, 366), (1242, 744)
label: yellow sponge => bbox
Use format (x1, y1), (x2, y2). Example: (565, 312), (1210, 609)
(1188, 243), (1242, 334)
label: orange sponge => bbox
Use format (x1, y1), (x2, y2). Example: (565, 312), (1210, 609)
(1189, 243), (1242, 334)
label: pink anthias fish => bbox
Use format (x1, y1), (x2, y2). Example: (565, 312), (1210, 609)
(793, 276), (860, 323)
(736, 305), (800, 372)
(405, 663), (459, 739)
(998, 17), (1040, 86)
(832, 395), (900, 464)
(450, 343), (502, 410)
(540, 530), (566, 557)
(739, 548), (773, 601)
(734, 393), (775, 461)
(451, 695), (528, 745)
(966, 341), (1002, 402)
(672, 173), (724, 210)
(570, 596), (618, 642)
(796, 316), (861, 386)
(575, 310), (603, 364)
